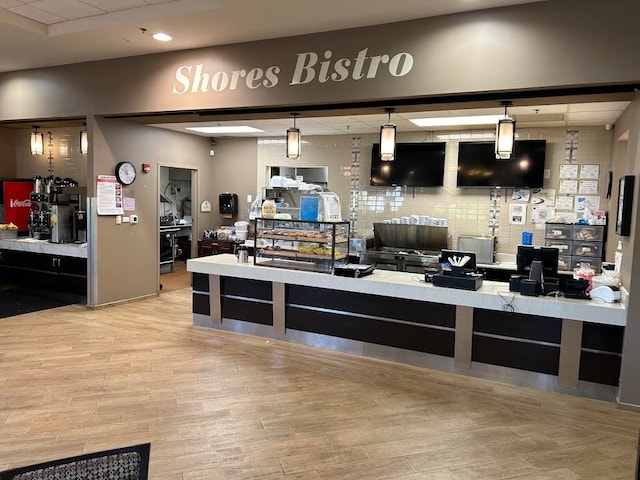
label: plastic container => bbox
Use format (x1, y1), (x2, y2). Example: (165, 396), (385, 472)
(521, 231), (533, 245)
(261, 199), (276, 218)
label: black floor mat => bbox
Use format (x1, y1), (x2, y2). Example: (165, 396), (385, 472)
(0, 289), (74, 319)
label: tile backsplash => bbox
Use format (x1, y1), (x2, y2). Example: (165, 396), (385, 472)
(257, 126), (613, 256)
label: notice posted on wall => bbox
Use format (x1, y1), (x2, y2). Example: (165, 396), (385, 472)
(97, 175), (124, 215)
(508, 203), (527, 225)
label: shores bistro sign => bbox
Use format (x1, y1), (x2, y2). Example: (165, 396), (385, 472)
(171, 48), (415, 95)
(1, 0), (640, 120)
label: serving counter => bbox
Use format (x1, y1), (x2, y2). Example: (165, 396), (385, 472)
(187, 254), (628, 401)
(0, 238), (88, 296)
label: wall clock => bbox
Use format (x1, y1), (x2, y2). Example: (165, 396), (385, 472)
(115, 161), (137, 185)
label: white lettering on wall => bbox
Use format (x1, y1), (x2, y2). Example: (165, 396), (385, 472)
(171, 47), (413, 94)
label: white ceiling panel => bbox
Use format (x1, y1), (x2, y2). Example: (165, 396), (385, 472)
(8, 4), (64, 23)
(81, 0), (148, 13)
(25, 0), (104, 20)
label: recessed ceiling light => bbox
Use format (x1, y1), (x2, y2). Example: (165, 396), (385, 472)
(410, 115), (505, 127)
(152, 33), (172, 42)
(186, 126), (265, 134)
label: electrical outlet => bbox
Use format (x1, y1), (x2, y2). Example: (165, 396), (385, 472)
(130, 215), (139, 224)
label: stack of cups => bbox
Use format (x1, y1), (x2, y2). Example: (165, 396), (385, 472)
(234, 221), (249, 241)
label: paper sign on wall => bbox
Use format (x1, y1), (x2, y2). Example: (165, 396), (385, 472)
(559, 164), (579, 179)
(508, 203), (526, 225)
(531, 189), (555, 206)
(575, 195), (600, 213)
(96, 175), (124, 215)
(559, 179), (578, 194)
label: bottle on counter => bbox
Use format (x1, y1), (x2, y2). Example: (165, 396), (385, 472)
(614, 240), (623, 274)
(261, 198), (276, 218)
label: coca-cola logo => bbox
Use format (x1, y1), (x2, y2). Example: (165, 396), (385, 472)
(9, 198), (31, 208)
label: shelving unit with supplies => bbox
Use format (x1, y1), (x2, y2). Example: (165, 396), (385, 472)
(253, 218), (350, 273)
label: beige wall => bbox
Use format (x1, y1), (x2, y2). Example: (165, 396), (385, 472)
(13, 126), (88, 185)
(206, 138), (258, 228)
(1, 0), (640, 120)
(257, 127), (614, 257)
(90, 118), (211, 306)
(0, 128), (17, 178)
(610, 94), (640, 407)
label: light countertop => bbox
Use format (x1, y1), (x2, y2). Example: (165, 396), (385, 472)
(0, 238), (88, 258)
(187, 254), (627, 326)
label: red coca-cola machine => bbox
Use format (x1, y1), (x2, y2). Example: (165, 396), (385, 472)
(1, 179), (33, 232)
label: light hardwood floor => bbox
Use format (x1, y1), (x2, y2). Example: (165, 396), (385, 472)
(0, 287), (639, 479)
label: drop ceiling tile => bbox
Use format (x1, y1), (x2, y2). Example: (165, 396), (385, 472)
(8, 4), (65, 23)
(569, 101), (629, 113)
(29, 0), (104, 20)
(0, 0), (24, 8)
(81, 0), (147, 13)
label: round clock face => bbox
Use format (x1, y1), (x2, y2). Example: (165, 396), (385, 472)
(115, 161), (136, 185)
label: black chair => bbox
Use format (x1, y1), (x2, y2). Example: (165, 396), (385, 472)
(0, 443), (150, 480)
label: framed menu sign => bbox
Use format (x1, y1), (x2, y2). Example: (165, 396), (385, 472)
(615, 175), (635, 236)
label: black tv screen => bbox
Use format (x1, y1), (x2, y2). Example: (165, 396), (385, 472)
(370, 142), (446, 187)
(457, 140), (546, 188)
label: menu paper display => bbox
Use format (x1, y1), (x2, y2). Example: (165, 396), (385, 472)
(579, 164), (600, 179)
(97, 175), (124, 215)
(575, 195), (600, 213)
(559, 164), (579, 179)
(512, 188), (530, 202)
(508, 203), (526, 225)
(559, 179), (578, 194)
(319, 192), (342, 222)
(531, 189), (555, 206)
(555, 196), (575, 211)
(578, 180), (599, 194)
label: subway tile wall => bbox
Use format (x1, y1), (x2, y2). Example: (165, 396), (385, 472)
(257, 126), (613, 255)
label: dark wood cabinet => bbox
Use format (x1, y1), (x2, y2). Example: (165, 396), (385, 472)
(0, 249), (87, 295)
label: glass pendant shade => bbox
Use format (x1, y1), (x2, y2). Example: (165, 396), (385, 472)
(286, 128), (301, 159)
(379, 123), (396, 161)
(30, 130), (44, 155)
(80, 130), (88, 155)
(495, 117), (515, 159)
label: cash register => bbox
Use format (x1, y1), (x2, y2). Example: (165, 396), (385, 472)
(512, 246), (560, 296)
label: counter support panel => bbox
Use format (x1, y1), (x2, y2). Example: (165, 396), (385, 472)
(209, 274), (221, 324)
(455, 306), (473, 369)
(273, 282), (286, 335)
(559, 318), (583, 388)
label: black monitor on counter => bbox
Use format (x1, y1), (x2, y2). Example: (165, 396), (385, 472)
(516, 246), (559, 283)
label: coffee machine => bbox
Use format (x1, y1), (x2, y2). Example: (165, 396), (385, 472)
(50, 205), (75, 243)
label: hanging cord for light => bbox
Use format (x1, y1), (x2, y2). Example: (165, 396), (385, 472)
(286, 113), (301, 159)
(379, 108), (396, 161)
(495, 101), (515, 159)
(47, 131), (54, 176)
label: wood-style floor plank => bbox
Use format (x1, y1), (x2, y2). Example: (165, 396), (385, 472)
(0, 287), (639, 479)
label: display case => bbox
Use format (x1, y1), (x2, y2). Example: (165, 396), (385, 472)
(253, 218), (349, 273)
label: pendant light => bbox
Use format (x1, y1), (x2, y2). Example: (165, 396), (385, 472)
(286, 113), (301, 159)
(495, 101), (515, 159)
(379, 108), (396, 161)
(30, 126), (44, 155)
(80, 129), (88, 155)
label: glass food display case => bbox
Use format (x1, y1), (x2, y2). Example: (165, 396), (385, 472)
(253, 218), (350, 273)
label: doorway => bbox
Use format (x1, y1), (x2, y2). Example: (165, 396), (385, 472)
(159, 166), (196, 293)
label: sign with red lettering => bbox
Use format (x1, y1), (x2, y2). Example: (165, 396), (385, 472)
(3, 181), (32, 231)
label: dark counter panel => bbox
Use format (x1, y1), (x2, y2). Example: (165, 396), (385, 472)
(221, 277), (272, 301)
(472, 334), (560, 375)
(221, 297), (273, 326)
(287, 285), (455, 328)
(579, 351), (621, 386)
(582, 323), (624, 353)
(286, 306), (455, 357)
(473, 308), (562, 344)
(192, 273), (209, 292)
(193, 292), (210, 316)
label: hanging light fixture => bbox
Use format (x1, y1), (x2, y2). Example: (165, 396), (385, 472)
(379, 108), (396, 161)
(80, 129), (88, 155)
(286, 113), (301, 159)
(495, 101), (515, 159)
(30, 126), (44, 155)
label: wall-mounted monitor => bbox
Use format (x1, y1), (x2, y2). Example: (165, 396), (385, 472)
(370, 142), (446, 187)
(456, 140), (546, 188)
